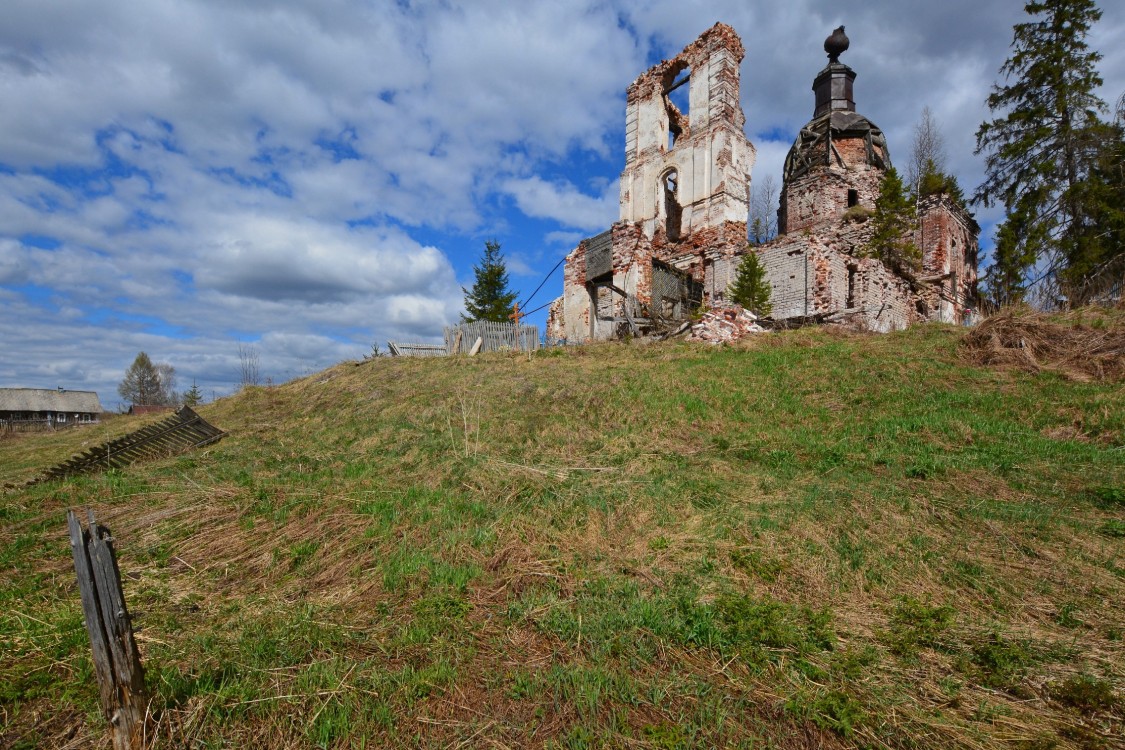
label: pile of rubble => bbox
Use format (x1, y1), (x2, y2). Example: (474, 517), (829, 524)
(687, 305), (767, 343)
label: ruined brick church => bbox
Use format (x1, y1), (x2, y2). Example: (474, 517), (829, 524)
(547, 23), (979, 342)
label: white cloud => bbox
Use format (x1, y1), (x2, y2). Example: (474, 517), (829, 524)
(501, 177), (618, 232)
(1, 0), (1123, 406)
(195, 218), (455, 303)
(545, 231), (586, 247)
(504, 253), (538, 278)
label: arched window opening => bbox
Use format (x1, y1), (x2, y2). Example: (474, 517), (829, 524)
(663, 169), (682, 241)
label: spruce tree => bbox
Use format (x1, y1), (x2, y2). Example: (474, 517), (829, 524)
(866, 167), (920, 275)
(462, 240), (518, 323)
(984, 204), (1042, 307)
(728, 251), (772, 317)
(182, 380), (203, 407)
(974, 0), (1109, 297)
(1060, 116), (1125, 292)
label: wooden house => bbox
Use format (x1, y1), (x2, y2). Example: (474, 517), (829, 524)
(0, 387), (103, 432)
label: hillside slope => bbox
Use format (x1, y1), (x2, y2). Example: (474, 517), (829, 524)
(2, 322), (1123, 749)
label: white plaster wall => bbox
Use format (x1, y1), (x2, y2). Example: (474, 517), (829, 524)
(620, 126), (752, 234)
(689, 56), (711, 129)
(559, 284), (591, 342)
(636, 96), (667, 158)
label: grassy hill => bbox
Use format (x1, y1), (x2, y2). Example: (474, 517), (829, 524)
(2, 318), (1123, 749)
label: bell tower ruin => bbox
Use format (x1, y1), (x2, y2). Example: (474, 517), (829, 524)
(619, 23), (754, 241)
(548, 23), (755, 343)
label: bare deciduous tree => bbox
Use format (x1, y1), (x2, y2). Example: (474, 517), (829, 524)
(237, 342), (261, 388)
(907, 106), (947, 195)
(749, 174), (777, 244)
(155, 362), (179, 406)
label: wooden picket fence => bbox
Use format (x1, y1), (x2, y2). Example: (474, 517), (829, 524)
(444, 321), (540, 354)
(386, 322), (540, 357)
(386, 342), (449, 357)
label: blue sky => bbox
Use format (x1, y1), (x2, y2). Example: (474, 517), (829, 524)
(2, 0), (1124, 409)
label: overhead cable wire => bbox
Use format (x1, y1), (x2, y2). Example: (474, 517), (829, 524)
(520, 298), (556, 318)
(519, 255), (567, 310)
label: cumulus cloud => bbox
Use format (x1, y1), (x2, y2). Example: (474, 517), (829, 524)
(1, 0), (1123, 406)
(545, 231), (586, 247)
(501, 177), (618, 232)
(195, 219), (455, 303)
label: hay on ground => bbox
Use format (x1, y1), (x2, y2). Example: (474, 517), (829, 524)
(961, 305), (1125, 382)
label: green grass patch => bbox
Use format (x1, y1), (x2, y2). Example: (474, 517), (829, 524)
(2, 321), (1123, 748)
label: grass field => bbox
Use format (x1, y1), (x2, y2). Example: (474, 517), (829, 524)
(1, 317), (1123, 749)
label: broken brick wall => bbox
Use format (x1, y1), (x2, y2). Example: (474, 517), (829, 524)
(916, 194), (980, 323)
(846, 257), (917, 331)
(547, 237), (592, 343)
(547, 222), (658, 343)
(619, 22), (754, 243)
(650, 219), (747, 304)
(754, 216), (915, 331)
(611, 221), (654, 311)
(757, 235), (815, 319)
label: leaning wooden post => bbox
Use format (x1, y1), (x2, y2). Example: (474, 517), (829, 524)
(509, 302), (523, 352)
(68, 509), (148, 750)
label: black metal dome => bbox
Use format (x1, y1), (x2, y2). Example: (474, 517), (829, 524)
(824, 26), (849, 62)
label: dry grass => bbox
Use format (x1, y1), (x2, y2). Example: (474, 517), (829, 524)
(2, 323), (1123, 749)
(961, 305), (1125, 382)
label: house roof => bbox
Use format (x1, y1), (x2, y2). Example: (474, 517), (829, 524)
(0, 388), (103, 414)
(128, 404), (173, 415)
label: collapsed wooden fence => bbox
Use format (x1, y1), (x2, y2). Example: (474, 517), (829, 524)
(31, 406), (225, 485)
(386, 342), (449, 357)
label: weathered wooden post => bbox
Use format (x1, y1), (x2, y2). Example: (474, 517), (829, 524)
(68, 509), (148, 750)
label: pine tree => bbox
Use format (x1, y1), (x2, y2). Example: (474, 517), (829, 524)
(119, 355), (173, 407)
(182, 380), (203, 407)
(728, 251), (772, 317)
(866, 168), (920, 275)
(462, 240), (518, 323)
(974, 0), (1109, 296)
